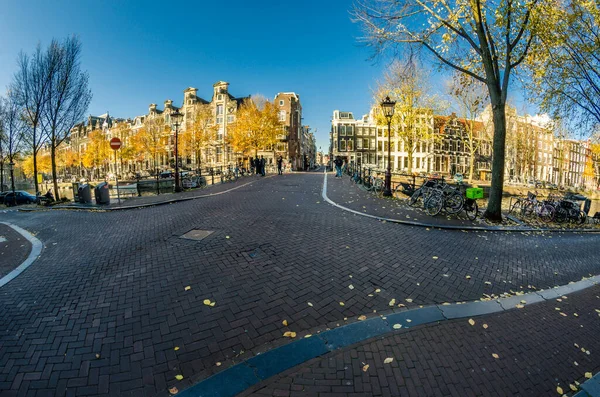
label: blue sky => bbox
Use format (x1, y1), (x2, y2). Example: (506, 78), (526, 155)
(0, 0), (535, 151)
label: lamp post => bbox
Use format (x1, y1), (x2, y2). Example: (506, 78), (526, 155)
(381, 96), (396, 197)
(171, 109), (183, 193)
(8, 161), (16, 206)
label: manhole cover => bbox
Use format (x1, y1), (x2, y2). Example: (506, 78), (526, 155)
(180, 229), (214, 241)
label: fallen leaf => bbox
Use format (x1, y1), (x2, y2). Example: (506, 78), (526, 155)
(560, 312), (567, 317)
(570, 384), (578, 391)
(483, 324), (488, 329)
(203, 299), (211, 306)
(557, 386), (563, 395)
(214, 361), (222, 366)
(362, 364), (370, 372)
(520, 300), (526, 304)
(282, 320), (288, 326)
(515, 304), (525, 309)
(174, 347), (180, 351)
(468, 319), (475, 326)
(574, 361), (579, 366)
(225, 236), (230, 239)
(283, 331), (297, 338)
(184, 286), (191, 291)
(574, 313), (579, 317)
(304, 334), (312, 338)
(484, 281), (492, 285)
(384, 357), (394, 364)
(375, 289), (381, 293)
(339, 302), (345, 306)
(405, 298), (413, 303)
(348, 284), (354, 290)
(393, 324), (402, 329)
(585, 372), (593, 379)
(432, 256), (438, 260)
(210, 302), (215, 307)
(389, 299), (396, 306)
(169, 387), (179, 395)
(358, 315), (367, 321)
(466, 275), (471, 279)
(555, 308), (561, 311)
(175, 375), (184, 381)
(406, 319), (412, 323)
(308, 302), (313, 307)
(95, 353), (100, 359)
(492, 353), (499, 359)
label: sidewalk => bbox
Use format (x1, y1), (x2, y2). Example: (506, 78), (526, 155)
(49, 174), (265, 211)
(0, 223), (31, 279)
(326, 173), (600, 231)
(245, 284), (600, 396)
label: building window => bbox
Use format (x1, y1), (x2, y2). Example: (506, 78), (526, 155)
(357, 139), (363, 149)
(279, 110), (286, 121)
(217, 94), (223, 101)
(364, 138), (369, 149)
(227, 115), (234, 123)
(347, 125), (354, 136)
(279, 100), (284, 106)
(340, 140), (347, 151)
(347, 140), (354, 151)
(217, 117), (223, 124)
(340, 126), (346, 136)
(216, 104), (223, 115)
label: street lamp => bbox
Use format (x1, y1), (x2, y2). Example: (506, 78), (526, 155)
(8, 161), (16, 206)
(171, 109), (183, 193)
(381, 96), (396, 197)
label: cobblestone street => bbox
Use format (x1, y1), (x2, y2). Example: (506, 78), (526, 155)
(1, 172), (599, 396)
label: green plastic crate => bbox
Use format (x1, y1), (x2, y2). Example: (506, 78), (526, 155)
(466, 187), (483, 199)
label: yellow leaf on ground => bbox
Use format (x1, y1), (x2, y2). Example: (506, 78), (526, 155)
(389, 299), (396, 306)
(283, 331), (297, 338)
(375, 289), (381, 293)
(483, 324), (488, 329)
(184, 286), (191, 291)
(393, 324), (402, 329)
(209, 302), (215, 307)
(406, 319), (412, 323)
(203, 299), (211, 306)
(468, 319), (475, 326)
(216, 362), (222, 366)
(585, 372), (593, 379)
(557, 386), (563, 394)
(362, 364), (370, 372)
(574, 361), (579, 366)
(95, 353), (100, 359)
(466, 275), (471, 279)
(348, 284), (354, 290)
(307, 302), (313, 307)
(520, 300), (526, 304)
(574, 313), (579, 317)
(492, 353), (499, 359)
(570, 384), (578, 391)
(384, 358), (394, 364)
(339, 302), (345, 306)
(175, 375), (183, 381)
(484, 281), (492, 285)
(225, 236), (230, 239)
(358, 315), (367, 321)
(169, 387), (179, 395)
(174, 347), (180, 351)
(282, 320), (288, 326)
(304, 334), (312, 338)
(560, 312), (567, 317)
(405, 298), (413, 303)
(432, 256), (438, 260)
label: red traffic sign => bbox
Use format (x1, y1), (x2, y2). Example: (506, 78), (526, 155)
(110, 137), (122, 150)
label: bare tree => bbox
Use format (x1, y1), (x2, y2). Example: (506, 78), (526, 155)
(11, 43), (59, 193)
(41, 37), (92, 200)
(352, 0), (547, 220)
(0, 92), (25, 203)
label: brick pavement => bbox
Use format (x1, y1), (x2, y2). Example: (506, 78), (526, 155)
(0, 172), (599, 396)
(246, 285), (600, 397)
(0, 223), (32, 279)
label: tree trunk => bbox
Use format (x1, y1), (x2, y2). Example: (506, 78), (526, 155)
(33, 151), (39, 194)
(483, 98), (507, 221)
(0, 161), (4, 192)
(468, 150), (475, 183)
(407, 150), (413, 174)
(51, 142), (59, 200)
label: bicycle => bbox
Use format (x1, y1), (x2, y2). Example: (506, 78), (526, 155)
(408, 179), (440, 207)
(520, 192), (555, 223)
(422, 181), (464, 216)
(365, 173), (385, 197)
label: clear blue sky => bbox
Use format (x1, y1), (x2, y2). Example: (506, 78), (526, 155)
(0, 0), (390, 152)
(0, 0), (537, 151)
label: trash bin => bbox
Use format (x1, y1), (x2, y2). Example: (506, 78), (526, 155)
(94, 182), (110, 205)
(78, 184), (92, 204)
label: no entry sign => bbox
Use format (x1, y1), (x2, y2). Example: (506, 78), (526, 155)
(110, 137), (122, 150)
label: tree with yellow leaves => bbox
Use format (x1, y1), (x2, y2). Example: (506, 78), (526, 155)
(373, 57), (443, 174)
(180, 104), (216, 173)
(135, 116), (168, 176)
(82, 130), (110, 179)
(228, 95), (282, 158)
(21, 152), (51, 178)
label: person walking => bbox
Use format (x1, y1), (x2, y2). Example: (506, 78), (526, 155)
(334, 157), (343, 178)
(277, 156), (283, 175)
(260, 156), (266, 176)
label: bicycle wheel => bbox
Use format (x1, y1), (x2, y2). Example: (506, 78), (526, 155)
(521, 202), (534, 218)
(408, 189), (421, 207)
(554, 207), (568, 223)
(444, 191), (464, 215)
(424, 193), (443, 216)
(464, 200), (478, 221)
(508, 199), (522, 215)
(374, 179), (385, 196)
(539, 204), (555, 223)
(578, 211), (587, 225)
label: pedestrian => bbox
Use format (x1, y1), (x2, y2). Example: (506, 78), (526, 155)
(260, 156), (266, 176)
(277, 156), (283, 175)
(334, 157), (343, 178)
(254, 157), (260, 175)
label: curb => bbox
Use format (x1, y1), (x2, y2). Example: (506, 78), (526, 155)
(0, 222), (43, 288)
(177, 275), (600, 397)
(574, 372), (600, 397)
(24, 178), (263, 213)
(322, 170), (600, 233)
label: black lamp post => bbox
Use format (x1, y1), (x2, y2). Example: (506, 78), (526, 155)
(8, 161), (16, 206)
(381, 96), (396, 197)
(171, 109), (183, 192)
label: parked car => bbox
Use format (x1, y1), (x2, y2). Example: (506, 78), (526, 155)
(0, 191), (10, 204)
(3, 190), (37, 206)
